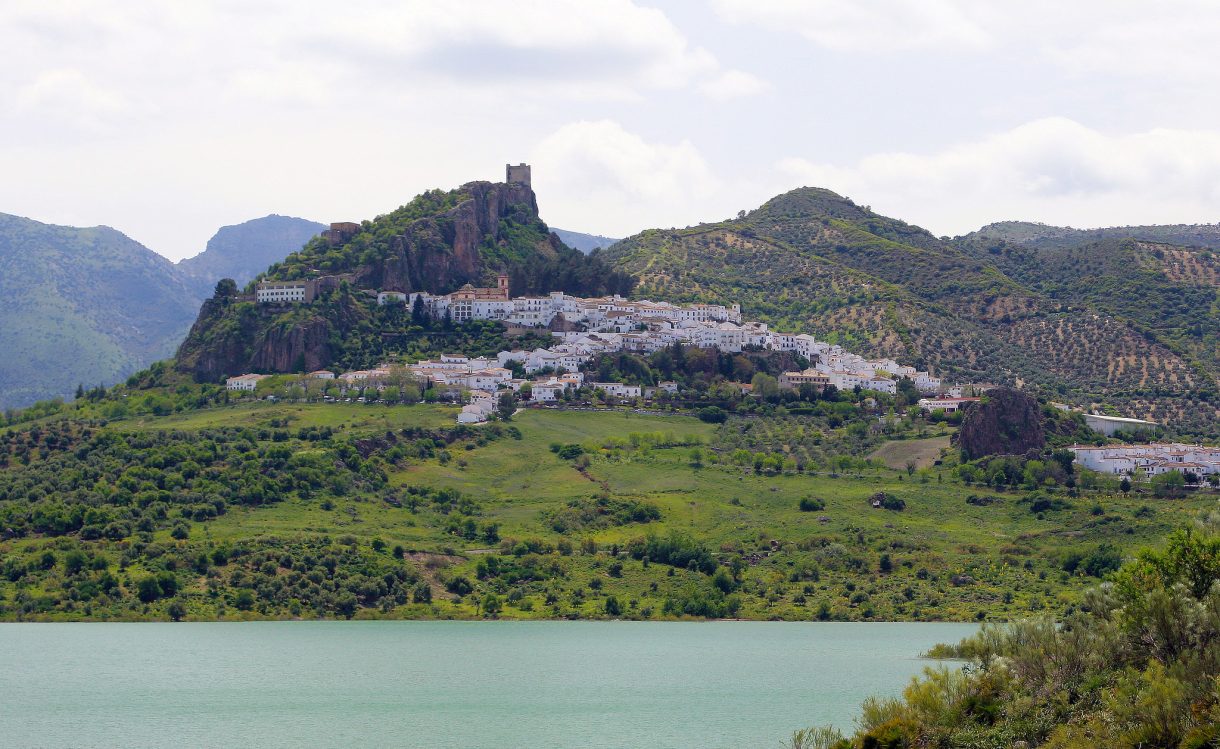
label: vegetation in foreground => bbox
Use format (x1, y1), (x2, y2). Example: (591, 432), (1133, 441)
(0, 389), (1214, 623)
(787, 521), (1220, 749)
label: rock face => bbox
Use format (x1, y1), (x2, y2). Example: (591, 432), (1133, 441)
(354, 181), (553, 294)
(955, 387), (1046, 460)
(248, 317), (334, 374)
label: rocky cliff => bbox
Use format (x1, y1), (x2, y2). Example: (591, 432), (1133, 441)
(352, 182), (556, 293)
(954, 387), (1046, 460)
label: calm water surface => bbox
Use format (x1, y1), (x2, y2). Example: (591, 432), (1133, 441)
(0, 621), (976, 749)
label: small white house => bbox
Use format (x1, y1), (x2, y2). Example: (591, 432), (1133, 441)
(590, 382), (642, 398)
(457, 400), (495, 424)
(226, 374), (268, 391)
(531, 381), (566, 402)
(309, 370), (335, 380)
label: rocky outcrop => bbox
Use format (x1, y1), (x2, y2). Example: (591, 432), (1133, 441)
(954, 387), (1046, 460)
(248, 317), (334, 374)
(355, 181), (548, 293)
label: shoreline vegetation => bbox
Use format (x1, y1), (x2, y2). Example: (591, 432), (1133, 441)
(786, 523), (1220, 748)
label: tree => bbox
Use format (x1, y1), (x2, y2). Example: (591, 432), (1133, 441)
(604, 595), (623, 616)
(412, 581), (432, 604)
(411, 294), (429, 324)
(167, 601), (187, 622)
(136, 576), (163, 603)
(1151, 470), (1186, 498)
(481, 592), (502, 617)
(497, 391), (517, 421)
(214, 278), (238, 299)
(1120, 476), (1132, 493)
(751, 372), (780, 401)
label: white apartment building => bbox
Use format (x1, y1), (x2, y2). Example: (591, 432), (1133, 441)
(256, 282), (308, 304)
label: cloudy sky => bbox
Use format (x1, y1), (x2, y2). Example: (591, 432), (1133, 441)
(5, 0), (1220, 260)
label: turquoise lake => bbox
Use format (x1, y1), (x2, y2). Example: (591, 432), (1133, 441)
(0, 621), (977, 748)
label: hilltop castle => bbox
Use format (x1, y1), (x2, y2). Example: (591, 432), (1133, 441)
(506, 163), (531, 186)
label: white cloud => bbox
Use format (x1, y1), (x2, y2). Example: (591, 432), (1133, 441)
(778, 117), (1220, 234)
(532, 120), (723, 236)
(313, 0), (720, 94)
(714, 0), (989, 51)
(698, 70), (770, 100)
(16, 69), (126, 118)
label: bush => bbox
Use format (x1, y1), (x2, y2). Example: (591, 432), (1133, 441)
(233, 589), (255, 610)
(445, 575), (474, 596)
(411, 581), (432, 603)
(556, 444), (585, 460)
(697, 406), (728, 424)
(870, 492), (905, 511)
(799, 497), (826, 512)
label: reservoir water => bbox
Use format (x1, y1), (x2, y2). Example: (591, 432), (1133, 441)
(1, 621), (976, 749)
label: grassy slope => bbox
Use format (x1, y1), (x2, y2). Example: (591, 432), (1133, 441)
(3, 401), (1211, 622)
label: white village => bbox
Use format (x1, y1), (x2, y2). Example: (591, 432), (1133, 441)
(235, 274), (967, 425)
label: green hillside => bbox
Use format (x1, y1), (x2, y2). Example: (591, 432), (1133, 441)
(0, 214), (200, 410)
(1, 388), (1212, 623)
(601, 189), (1219, 436)
(0, 213), (339, 411)
(967, 219), (1220, 250)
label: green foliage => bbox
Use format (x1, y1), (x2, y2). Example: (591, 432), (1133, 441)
(798, 497), (826, 512)
(542, 496), (661, 533)
(0, 401), (1213, 624)
(837, 524), (1220, 747)
(628, 532), (716, 574)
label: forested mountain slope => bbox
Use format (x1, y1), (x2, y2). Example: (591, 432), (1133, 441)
(601, 188), (1218, 435)
(967, 219), (1220, 250)
(551, 228), (620, 253)
(177, 215), (324, 295)
(0, 214), (200, 410)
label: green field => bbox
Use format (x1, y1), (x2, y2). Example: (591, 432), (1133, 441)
(868, 435), (952, 470)
(0, 402), (1213, 622)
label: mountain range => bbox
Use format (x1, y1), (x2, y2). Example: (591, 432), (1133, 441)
(0, 213), (323, 409)
(551, 228), (620, 253)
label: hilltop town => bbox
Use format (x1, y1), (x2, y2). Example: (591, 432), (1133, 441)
(234, 278), (955, 425)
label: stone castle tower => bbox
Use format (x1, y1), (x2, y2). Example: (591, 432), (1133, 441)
(506, 163), (531, 186)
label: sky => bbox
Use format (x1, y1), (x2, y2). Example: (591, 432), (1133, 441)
(4, 0), (1220, 261)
